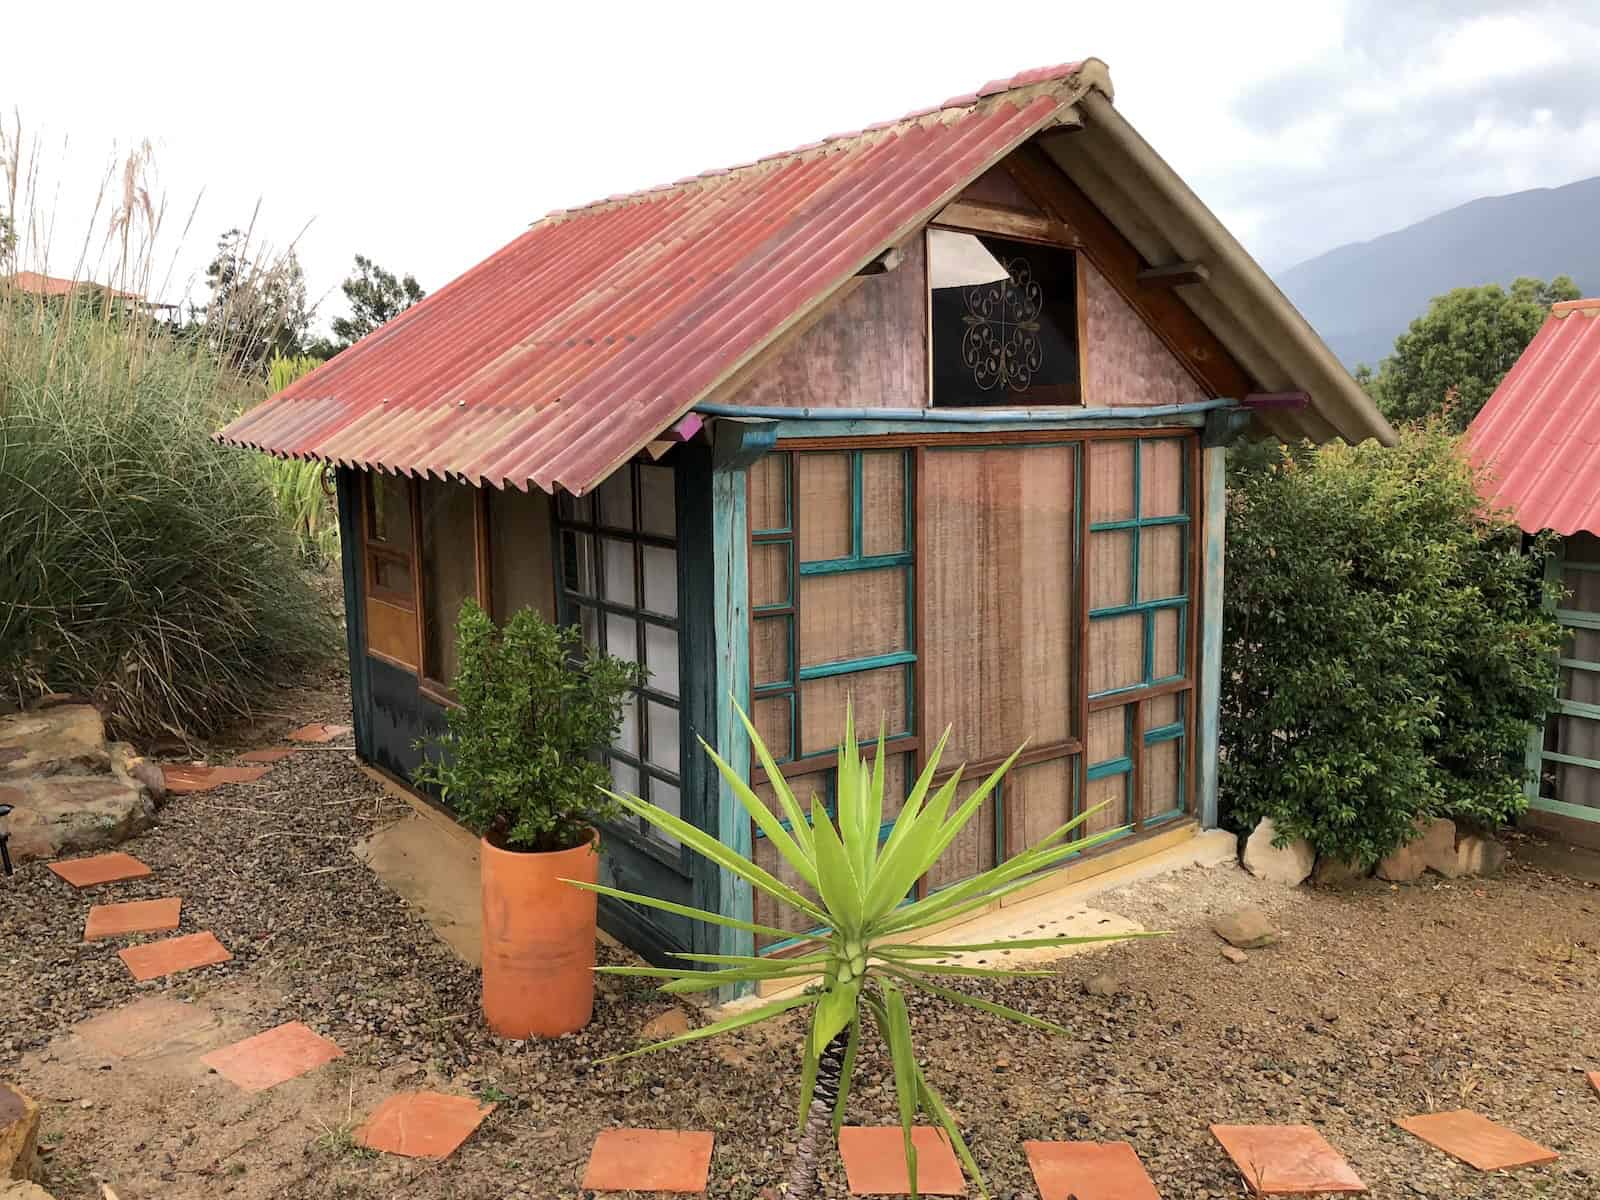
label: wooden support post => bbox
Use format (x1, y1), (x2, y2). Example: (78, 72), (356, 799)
(1196, 445), (1226, 828)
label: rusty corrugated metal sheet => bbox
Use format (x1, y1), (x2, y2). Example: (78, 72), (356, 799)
(217, 63), (1096, 494)
(1467, 298), (1600, 536)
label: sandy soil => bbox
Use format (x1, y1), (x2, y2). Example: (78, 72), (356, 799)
(4, 684), (1597, 1199)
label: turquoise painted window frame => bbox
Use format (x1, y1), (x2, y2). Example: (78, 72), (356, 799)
(1527, 543), (1600, 822)
(1088, 437), (1191, 700)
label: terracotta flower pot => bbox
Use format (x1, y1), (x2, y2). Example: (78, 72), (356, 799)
(479, 830), (599, 1038)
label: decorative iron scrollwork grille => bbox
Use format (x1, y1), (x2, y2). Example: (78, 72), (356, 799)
(959, 257), (1044, 393)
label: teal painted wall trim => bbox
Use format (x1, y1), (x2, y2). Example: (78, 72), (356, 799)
(711, 461), (755, 974)
(696, 400), (1232, 424)
(1525, 550), (1561, 804)
(1196, 445), (1227, 829)
(334, 469), (373, 759)
(757, 412), (1212, 440)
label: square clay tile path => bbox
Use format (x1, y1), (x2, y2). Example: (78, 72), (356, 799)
(235, 747), (299, 764)
(201, 1021), (343, 1092)
(838, 1127), (966, 1196)
(1024, 1140), (1161, 1200)
(84, 896), (182, 941)
(74, 997), (222, 1060)
(118, 930), (232, 981)
(355, 1092), (495, 1159)
(161, 763), (272, 794)
(48, 851), (152, 888)
(582, 1129), (716, 1193)
(1211, 1125), (1367, 1195)
(287, 722), (351, 744)
(1394, 1110), (1559, 1172)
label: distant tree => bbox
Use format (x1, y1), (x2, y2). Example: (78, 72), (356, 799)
(309, 254), (425, 358)
(0, 208), (15, 272)
(203, 228), (312, 371)
(1366, 275), (1580, 433)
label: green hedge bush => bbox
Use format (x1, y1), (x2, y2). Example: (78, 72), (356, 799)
(1220, 422), (1560, 865)
(0, 295), (336, 740)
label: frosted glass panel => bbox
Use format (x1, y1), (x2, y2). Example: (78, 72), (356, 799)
(601, 538), (635, 605)
(609, 757), (638, 797)
(645, 623), (679, 698)
(649, 780), (682, 847)
(606, 612), (637, 662)
(638, 465), (675, 537)
(642, 545), (677, 616)
(615, 696), (640, 755)
(647, 700), (680, 774)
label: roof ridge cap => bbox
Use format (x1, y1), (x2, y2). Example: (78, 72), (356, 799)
(1551, 297), (1600, 317)
(534, 57), (1109, 227)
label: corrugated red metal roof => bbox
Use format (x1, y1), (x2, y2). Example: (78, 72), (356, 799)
(217, 61), (1103, 494)
(1467, 298), (1600, 536)
(4, 271), (141, 300)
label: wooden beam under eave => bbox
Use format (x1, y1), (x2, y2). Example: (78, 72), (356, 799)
(1138, 261), (1210, 288)
(1006, 143), (1254, 401)
(930, 200), (1068, 246)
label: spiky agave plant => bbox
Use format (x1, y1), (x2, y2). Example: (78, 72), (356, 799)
(569, 704), (1141, 1198)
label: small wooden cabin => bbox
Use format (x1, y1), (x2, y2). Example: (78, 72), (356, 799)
(1468, 297), (1600, 850)
(219, 59), (1391, 966)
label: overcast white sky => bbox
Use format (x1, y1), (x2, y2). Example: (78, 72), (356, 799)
(7, 0), (1600, 335)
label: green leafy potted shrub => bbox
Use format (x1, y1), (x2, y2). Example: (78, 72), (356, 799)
(574, 704), (1141, 1198)
(414, 600), (642, 1038)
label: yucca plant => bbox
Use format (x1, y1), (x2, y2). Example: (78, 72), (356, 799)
(570, 704), (1142, 1198)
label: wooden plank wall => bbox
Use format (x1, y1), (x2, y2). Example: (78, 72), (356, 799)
(738, 236), (928, 409)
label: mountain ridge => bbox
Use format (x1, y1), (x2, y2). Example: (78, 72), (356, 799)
(1275, 175), (1600, 369)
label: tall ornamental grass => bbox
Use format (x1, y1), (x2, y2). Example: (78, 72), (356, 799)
(0, 292), (336, 740)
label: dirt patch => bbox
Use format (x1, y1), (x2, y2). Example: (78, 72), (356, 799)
(4, 692), (1598, 1198)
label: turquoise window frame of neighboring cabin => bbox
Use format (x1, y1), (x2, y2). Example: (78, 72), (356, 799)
(1526, 547), (1600, 826)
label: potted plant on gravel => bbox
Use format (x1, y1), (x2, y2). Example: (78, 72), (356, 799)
(414, 600), (643, 1039)
(573, 704), (1148, 1198)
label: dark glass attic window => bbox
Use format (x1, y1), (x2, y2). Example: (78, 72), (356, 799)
(929, 230), (1081, 407)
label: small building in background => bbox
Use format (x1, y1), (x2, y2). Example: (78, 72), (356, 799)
(1467, 297), (1600, 849)
(218, 58), (1392, 968)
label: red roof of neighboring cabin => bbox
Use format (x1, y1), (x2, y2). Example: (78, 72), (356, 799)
(1467, 298), (1600, 536)
(4, 271), (141, 300)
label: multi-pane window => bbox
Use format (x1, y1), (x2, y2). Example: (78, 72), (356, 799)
(361, 473), (421, 668)
(418, 479), (479, 692)
(558, 463), (681, 849)
(928, 230), (1081, 407)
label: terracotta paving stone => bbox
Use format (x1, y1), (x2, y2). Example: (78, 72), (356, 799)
(838, 1127), (966, 1196)
(235, 747), (298, 764)
(581, 1129), (716, 1193)
(1394, 1110), (1559, 1172)
(74, 997), (221, 1060)
(201, 1021), (343, 1092)
(118, 930), (232, 981)
(1210, 1125), (1367, 1195)
(354, 1092), (495, 1159)
(160, 763), (272, 794)
(47, 852), (152, 888)
(84, 897), (182, 941)
(1023, 1140), (1161, 1200)
(286, 722), (351, 744)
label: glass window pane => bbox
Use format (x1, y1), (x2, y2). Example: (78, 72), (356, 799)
(578, 603), (598, 648)
(605, 612), (638, 663)
(647, 700), (680, 776)
(642, 546), (677, 616)
(420, 481), (479, 687)
(372, 554), (413, 599)
(929, 231), (1080, 407)
(616, 696), (640, 756)
(562, 531), (595, 596)
(598, 468), (634, 529)
(648, 779), (681, 847)
(609, 756), (639, 798)
(488, 486), (554, 623)
(601, 537), (635, 605)
(370, 474), (413, 547)
(751, 543), (790, 609)
(558, 490), (593, 523)
(645, 623), (679, 698)
(638, 465), (676, 538)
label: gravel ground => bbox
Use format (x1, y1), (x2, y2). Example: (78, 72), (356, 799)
(4, 679), (1598, 1199)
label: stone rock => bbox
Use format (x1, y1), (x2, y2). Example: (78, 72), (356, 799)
(1312, 855), (1370, 887)
(640, 1008), (692, 1039)
(1241, 818), (1315, 885)
(0, 705), (156, 864)
(0, 1184), (54, 1200)
(1082, 972), (1120, 997)
(1417, 817), (1458, 876)
(1454, 834), (1508, 877)
(1213, 907), (1279, 949)
(1220, 946), (1248, 964)
(1375, 840), (1425, 882)
(0, 1082), (40, 1181)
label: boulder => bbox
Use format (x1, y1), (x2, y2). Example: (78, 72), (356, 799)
(1213, 907), (1279, 949)
(1219, 945), (1248, 965)
(1454, 834), (1508, 877)
(1375, 840), (1425, 882)
(1376, 817), (1457, 882)
(0, 705), (156, 864)
(1242, 818), (1315, 885)
(0, 1185), (54, 1200)
(1311, 855), (1370, 887)
(1082, 972), (1120, 998)
(0, 1083), (39, 1181)
(640, 1007), (692, 1040)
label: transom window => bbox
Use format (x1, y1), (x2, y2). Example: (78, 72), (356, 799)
(929, 230), (1081, 408)
(558, 463), (681, 849)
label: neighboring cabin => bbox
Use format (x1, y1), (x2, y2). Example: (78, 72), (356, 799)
(1468, 297), (1600, 850)
(218, 58), (1393, 967)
